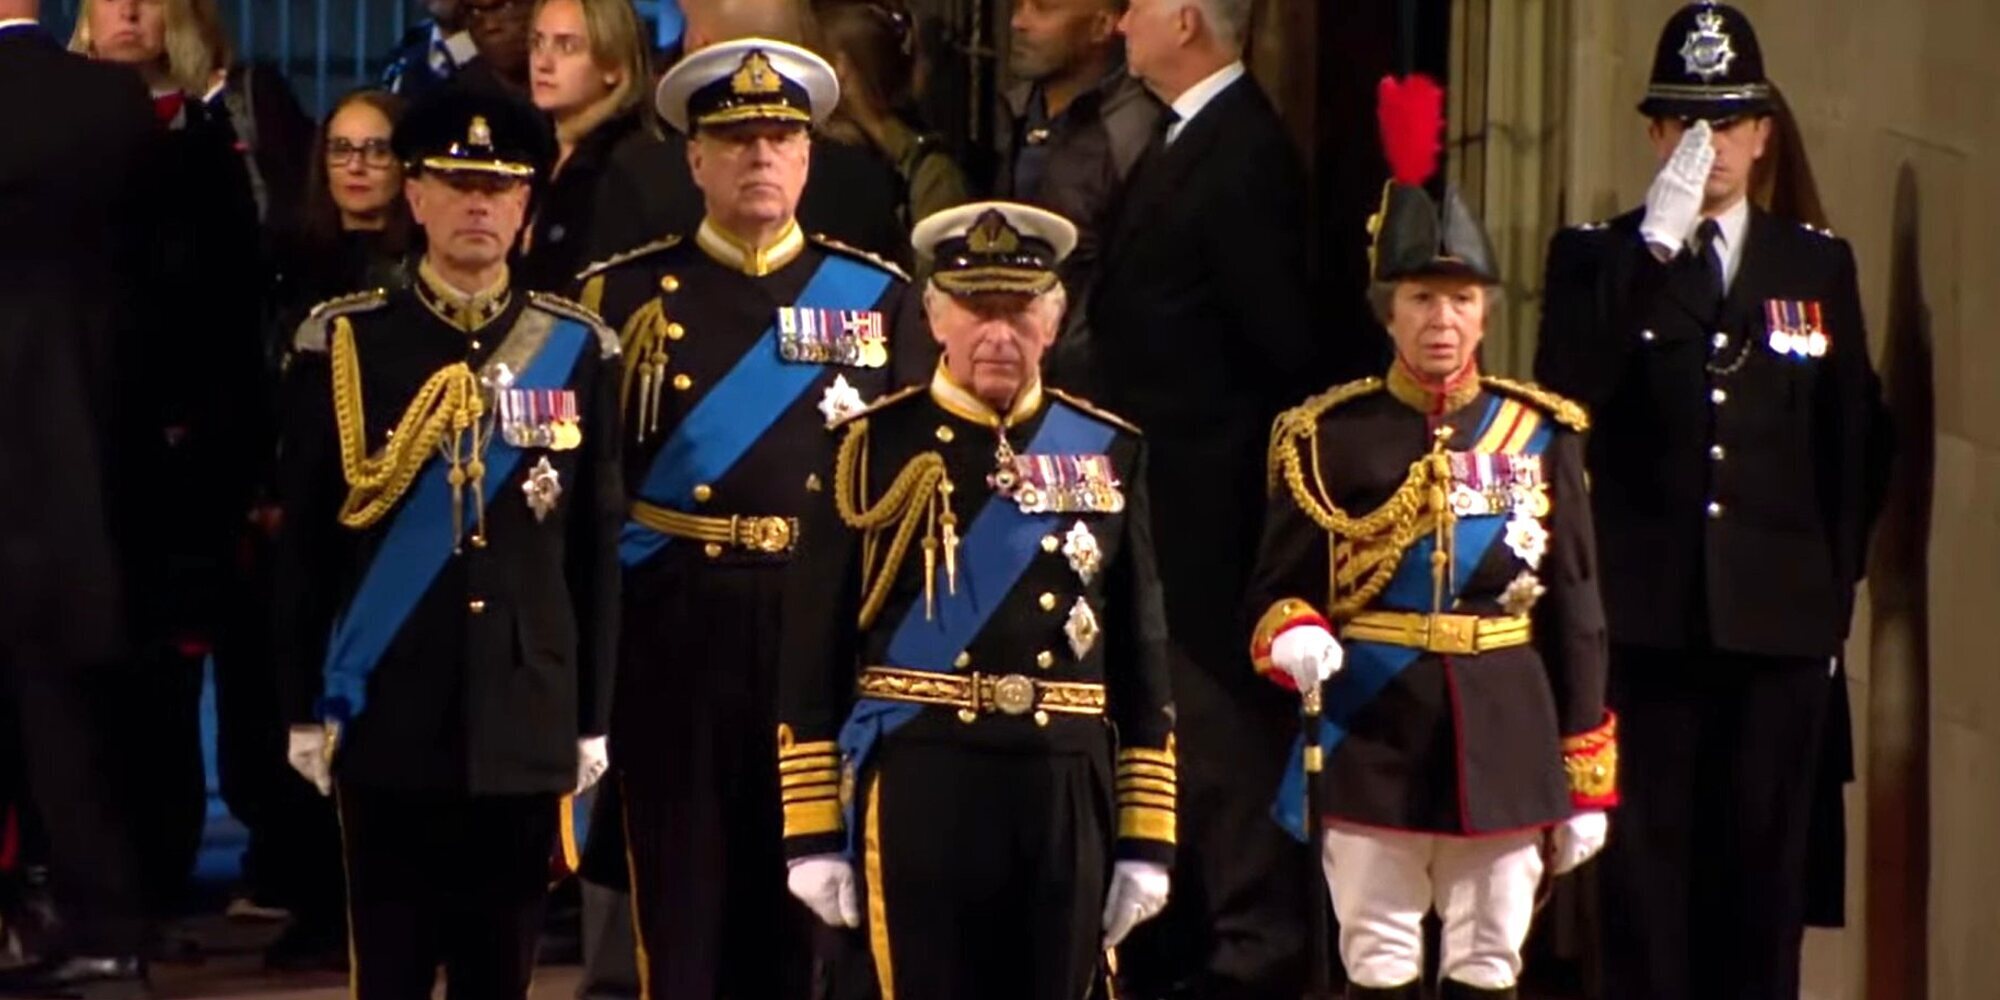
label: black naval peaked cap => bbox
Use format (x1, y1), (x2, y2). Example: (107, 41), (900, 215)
(1368, 74), (1500, 285)
(1639, 2), (1773, 120)
(655, 38), (840, 135)
(912, 201), (1078, 297)
(393, 84), (556, 181)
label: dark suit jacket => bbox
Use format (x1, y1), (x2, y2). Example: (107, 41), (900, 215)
(1084, 72), (1325, 678)
(1535, 208), (1885, 657)
(0, 25), (158, 664)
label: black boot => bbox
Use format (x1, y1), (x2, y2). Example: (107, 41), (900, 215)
(1439, 979), (1518, 1000)
(1345, 982), (1421, 1000)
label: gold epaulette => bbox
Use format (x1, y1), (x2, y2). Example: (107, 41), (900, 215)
(830, 384), (924, 430)
(293, 289), (389, 354)
(573, 233), (684, 283)
(1265, 377), (1384, 495)
(1047, 388), (1141, 436)
(1479, 376), (1589, 431)
(809, 233), (912, 283)
(527, 290), (620, 359)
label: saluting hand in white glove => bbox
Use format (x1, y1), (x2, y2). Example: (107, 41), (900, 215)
(1640, 119), (1717, 259)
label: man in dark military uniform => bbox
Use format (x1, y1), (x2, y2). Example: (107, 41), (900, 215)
(1532, 6), (1886, 999)
(570, 37), (927, 998)
(777, 201), (1175, 1000)
(275, 86), (622, 999)
(1248, 75), (1615, 1000)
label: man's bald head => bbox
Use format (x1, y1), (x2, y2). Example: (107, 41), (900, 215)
(680, 0), (809, 52)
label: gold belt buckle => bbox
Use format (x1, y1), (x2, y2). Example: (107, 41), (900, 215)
(990, 674), (1036, 716)
(1428, 615), (1478, 655)
(736, 516), (795, 553)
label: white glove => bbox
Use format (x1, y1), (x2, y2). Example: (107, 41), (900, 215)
(1101, 860), (1171, 949)
(787, 854), (861, 928)
(575, 735), (609, 795)
(1549, 810), (1609, 875)
(1270, 625), (1344, 693)
(1639, 119), (1716, 259)
(286, 724), (332, 797)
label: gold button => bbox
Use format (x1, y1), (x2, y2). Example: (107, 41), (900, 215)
(1042, 535), (1059, 553)
(1034, 710), (1051, 728)
(693, 484), (713, 503)
(666, 322), (685, 340)
(469, 535), (488, 549)
(935, 425), (955, 443)
(470, 340), (481, 350)
(660, 275), (680, 293)
(673, 373), (693, 391)
(703, 542), (724, 558)
(1036, 651), (1054, 670)
(953, 652), (971, 669)
(1039, 593), (1057, 611)
(956, 709), (977, 725)
(469, 599), (487, 614)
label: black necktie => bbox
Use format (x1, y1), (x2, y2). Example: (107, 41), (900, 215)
(1681, 218), (1725, 318)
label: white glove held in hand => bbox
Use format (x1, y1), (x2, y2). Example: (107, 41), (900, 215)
(1101, 860), (1171, 949)
(286, 725), (332, 797)
(788, 855), (861, 928)
(1640, 119), (1716, 259)
(575, 735), (609, 795)
(1270, 625), (1344, 693)
(1550, 810), (1609, 875)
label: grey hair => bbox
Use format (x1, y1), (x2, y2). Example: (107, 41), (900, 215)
(1368, 280), (1505, 326)
(1189, 0), (1252, 49)
(922, 282), (1070, 330)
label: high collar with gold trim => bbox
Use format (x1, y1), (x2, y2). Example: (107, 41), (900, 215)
(929, 363), (1045, 429)
(1386, 357), (1482, 418)
(696, 216), (805, 277)
(416, 258), (513, 334)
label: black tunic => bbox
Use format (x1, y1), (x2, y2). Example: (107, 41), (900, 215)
(275, 284), (623, 795)
(1246, 374), (1609, 834)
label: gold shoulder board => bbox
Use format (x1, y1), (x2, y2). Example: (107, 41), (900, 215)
(831, 384), (924, 430)
(573, 233), (685, 283)
(1047, 388), (1141, 436)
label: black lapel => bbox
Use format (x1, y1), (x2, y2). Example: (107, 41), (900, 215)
(1103, 77), (1242, 268)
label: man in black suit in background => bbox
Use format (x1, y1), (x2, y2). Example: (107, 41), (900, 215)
(1086, 1), (1328, 996)
(0, 0), (157, 991)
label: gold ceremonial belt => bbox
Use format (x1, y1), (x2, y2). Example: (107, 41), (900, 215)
(629, 501), (799, 554)
(857, 666), (1106, 718)
(1342, 611), (1532, 656)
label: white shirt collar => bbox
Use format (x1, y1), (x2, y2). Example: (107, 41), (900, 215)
(1707, 196), (1750, 292)
(1165, 60), (1245, 145)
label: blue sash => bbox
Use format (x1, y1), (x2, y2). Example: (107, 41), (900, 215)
(618, 255), (892, 567)
(835, 402), (1114, 857)
(318, 316), (593, 724)
(1271, 397), (1556, 839)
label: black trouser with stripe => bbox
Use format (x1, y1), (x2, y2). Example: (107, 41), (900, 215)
(849, 737), (1111, 1000)
(338, 786), (559, 1000)
(1597, 646), (1832, 1000)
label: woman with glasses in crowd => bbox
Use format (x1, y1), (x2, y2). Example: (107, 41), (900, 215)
(519, 0), (661, 290)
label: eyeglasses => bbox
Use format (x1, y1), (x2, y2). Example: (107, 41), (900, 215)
(327, 137), (396, 168)
(530, 33), (590, 57)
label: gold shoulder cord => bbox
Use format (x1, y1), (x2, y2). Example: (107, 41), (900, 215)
(619, 298), (673, 441)
(1269, 378), (1456, 618)
(330, 317), (489, 546)
(831, 420), (959, 628)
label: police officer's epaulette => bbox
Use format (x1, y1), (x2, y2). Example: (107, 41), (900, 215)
(1480, 376), (1590, 432)
(830, 385), (925, 430)
(809, 234), (912, 283)
(527, 291), (621, 359)
(1570, 219), (1612, 232)
(1799, 221), (1839, 240)
(573, 234), (685, 282)
(1264, 377), (1384, 495)
(292, 288), (389, 354)
(1047, 388), (1141, 436)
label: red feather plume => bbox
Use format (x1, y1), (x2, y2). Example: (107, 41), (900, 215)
(1377, 74), (1445, 187)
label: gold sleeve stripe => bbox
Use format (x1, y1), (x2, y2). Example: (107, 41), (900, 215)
(1118, 806), (1176, 844)
(1116, 777), (1178, 797)
(1118, 791), (1177, 811)
(1117, 762), (1177, 782)
(780, 770), (840, 789)
(781, 786), (840, 805)
(778, 743), (840, 760)
(783, 799), (844, 839)
(1118, 747), (1178, 767)
(779, 755), (841, 774)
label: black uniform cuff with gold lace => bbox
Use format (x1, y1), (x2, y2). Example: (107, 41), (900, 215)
(1116, 737), (1177, 863)
(778, 724), (845, 858)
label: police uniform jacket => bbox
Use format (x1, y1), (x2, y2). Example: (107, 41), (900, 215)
(1534, 208), (1884, 657)
(275, 281), (624, 795)
(1247, 369), (1613, 833)
(776, 374), (1178, 865)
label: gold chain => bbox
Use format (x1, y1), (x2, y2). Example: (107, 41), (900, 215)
(329, 317), (487, 540)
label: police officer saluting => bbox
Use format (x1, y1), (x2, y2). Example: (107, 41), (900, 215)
(571, 37), (925, 997)
(1533, 5), (1886, 998)
(777, 202), (1175, 999)
(1250, 75), (1614, 1000)
(275, 86), (622, 999)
